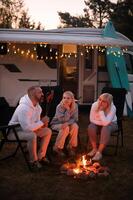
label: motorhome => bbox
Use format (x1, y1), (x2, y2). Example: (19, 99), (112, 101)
(0, 22), (133, 108)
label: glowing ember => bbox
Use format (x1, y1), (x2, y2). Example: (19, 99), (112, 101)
(73, 168), (81, 174)
(60, 154), (110, 179)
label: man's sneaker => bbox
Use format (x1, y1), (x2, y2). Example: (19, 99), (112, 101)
(53, 146), (65, 157)
(39, 157), (50, 165)
(87, 149), (97, 157)
(30, 160), (42, 171)
(92, 151), (102, 161)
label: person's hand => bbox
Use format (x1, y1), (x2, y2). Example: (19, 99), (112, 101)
(61, 122), (68, 129)
(41, 116), (49, 127)
(71, 99), (76, 111)
(63, 103), (70, 111)
(97, 104), (104, 111)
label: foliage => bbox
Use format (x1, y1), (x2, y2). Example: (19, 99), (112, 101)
(58, 0), (115, 28)
(84, 0), (115, 28)
(58, 0), (133, 41)
(58, 12), (93, 28)
(110, 0), (133, 41)
(0, 0), (44, 29)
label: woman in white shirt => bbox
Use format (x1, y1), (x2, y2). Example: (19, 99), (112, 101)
(88, 93), (118, 161)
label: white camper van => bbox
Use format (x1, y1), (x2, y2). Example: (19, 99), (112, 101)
(0, 26), (133, 107)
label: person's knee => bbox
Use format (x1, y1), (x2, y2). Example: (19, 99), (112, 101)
(71, 123), (79, 131)
(59, 126), (69, 137)
(88, 123), (96, 135)
(29, 132), (37, 141)
(64, 125), (70, 133)
(44, 127), (52, 137)
(101, 126), (110, 134)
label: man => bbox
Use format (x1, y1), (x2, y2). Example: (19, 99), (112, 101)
(9, 86), (52, 169)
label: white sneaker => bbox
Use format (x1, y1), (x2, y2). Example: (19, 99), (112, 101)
(87, 149), (97, 157)
(92, 151), (102, 161)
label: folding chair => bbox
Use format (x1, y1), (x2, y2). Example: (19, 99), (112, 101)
(0, 98), (31, 171)
(40, 86), (80, 157)
(40, 86), (63, 158)
(101, 87), (127, 155)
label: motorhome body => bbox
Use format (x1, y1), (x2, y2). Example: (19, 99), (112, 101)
(0, 27), (133, 107)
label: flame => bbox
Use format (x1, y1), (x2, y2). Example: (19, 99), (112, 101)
(73, 168), (81, 174)
(61, 153), (106, 178)
(82, 155), (87, 168)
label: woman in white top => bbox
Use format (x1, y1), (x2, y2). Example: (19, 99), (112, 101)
(88, 93), (118, 161)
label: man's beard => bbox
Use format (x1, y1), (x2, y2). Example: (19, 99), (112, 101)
(36, 95), (44, 103)
(39, 96), (44, 103)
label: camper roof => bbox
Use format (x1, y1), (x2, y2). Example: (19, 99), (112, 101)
(0, 27), (132, 47)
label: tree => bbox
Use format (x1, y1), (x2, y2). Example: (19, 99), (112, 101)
(0, 0), (44, 29)
(18, 10), (42, 29)
(58, 0), (115, 28)
(0, 0), (14, 28)
(110, 0), (133, 41)
(58, 0), (132, 40)
(58, 12), (93, 28)
(84, 0), (115, 28)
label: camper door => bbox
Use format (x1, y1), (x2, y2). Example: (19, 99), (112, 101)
(78, 47), (97, 104)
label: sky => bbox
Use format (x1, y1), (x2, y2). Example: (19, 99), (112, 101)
(24, 0), (117, 30)
(24, 0), (85, 29)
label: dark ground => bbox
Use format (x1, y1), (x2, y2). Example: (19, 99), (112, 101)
(0, 107), (133, 200)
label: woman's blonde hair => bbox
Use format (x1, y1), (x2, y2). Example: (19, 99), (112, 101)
(100, 93), (113, 106)
(61, 91), (76, 111)
(63, 91), (75, 99)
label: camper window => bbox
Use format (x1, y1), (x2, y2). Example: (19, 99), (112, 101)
(0, 43), (7, 55)
(36, 44), (58, 69)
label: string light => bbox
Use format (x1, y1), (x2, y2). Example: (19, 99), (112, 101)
(1, 43), (128, 61)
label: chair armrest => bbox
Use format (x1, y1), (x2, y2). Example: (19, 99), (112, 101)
(0, 123), (20, 130)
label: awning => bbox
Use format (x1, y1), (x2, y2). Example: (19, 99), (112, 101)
(0, 27), (133, 47)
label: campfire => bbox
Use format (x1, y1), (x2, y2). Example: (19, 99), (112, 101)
(60, 154), (110, 179)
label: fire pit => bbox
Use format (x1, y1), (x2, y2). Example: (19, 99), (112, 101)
(60, 154), (110, 179)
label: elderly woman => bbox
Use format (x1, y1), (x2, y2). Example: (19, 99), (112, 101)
(50, 91), (79, 157)
(87, 93), (118, 161)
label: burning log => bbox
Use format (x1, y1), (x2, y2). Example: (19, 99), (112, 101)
(97, 171), (110, 177)
(60, 162), (77, 174)
(60, 154), (110, 179)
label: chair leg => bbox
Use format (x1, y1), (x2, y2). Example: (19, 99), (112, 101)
(121, 129), (124, 147)
(12, 128), (32, 171)
(114, 134), (119, 155)
(0, 143), (20, 161)
(18, 142), (32, 171)
(0, 139), (5, 151)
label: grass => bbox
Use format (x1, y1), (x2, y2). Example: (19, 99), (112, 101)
(0, 108), (133, 200)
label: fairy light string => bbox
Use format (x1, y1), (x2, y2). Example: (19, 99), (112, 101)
(0, 43), (128, 60)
